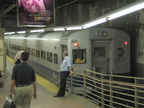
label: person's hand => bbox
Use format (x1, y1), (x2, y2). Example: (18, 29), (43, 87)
(33, 93), (37, 99)
(70, 71), (74, 74)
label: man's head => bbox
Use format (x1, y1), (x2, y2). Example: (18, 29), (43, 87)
(63, 51), (68, 57)
(21, 52), (29, 61)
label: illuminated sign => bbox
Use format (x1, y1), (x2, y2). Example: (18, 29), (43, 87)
(17, 0), (55, 27)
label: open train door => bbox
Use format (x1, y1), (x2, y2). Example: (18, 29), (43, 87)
(92, 41), (111, 74)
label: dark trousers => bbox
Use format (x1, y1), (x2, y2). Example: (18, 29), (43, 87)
(57, 71), (69, 96)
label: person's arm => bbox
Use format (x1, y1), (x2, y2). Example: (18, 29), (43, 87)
(67, 57), (74, 74)
(69, 66), (74, 74)
(9, 80), (16, 97)
(33, 81), (37, 99)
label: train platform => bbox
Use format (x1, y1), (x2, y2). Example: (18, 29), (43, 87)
(0, 57), (95, 108)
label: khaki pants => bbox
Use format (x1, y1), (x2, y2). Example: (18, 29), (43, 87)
(13, 85), (33, 108)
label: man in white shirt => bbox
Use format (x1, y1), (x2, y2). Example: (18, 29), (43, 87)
(54, 51), (74, 97)
(14, 47), (26, 65)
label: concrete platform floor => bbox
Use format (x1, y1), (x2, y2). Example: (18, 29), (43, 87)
(0, 60), (95, 108)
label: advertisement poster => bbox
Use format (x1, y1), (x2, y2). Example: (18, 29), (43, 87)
(17, 0), (55, 26)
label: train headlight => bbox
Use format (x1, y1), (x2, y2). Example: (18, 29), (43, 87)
(124, 41), (129, 45)
(74, 42), (79, 47)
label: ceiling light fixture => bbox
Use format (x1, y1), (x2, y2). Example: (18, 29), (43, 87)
(66, 26), (82, 30)
(17, 31), (26, 34)
(53, 28), (65, 31)
(107, 1), (144, 20)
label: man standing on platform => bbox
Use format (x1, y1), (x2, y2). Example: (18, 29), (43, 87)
(9, 52), (37, 108)
(54, 51), (74, 97)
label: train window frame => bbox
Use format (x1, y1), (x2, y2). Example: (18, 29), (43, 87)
(73, 49), (86, 64)
(41, 50), (46, 60)
(18, 46), (20, 50)
(12, 44), (14, 49)
(93, 47), (106, 57)
(13, 45), (16, 50)
(47, 52), (53, 62)
(54, 53), (58, 64)
(36, 50), (40, 58)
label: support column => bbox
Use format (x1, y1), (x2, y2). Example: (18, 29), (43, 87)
(0, 1), (6, 77)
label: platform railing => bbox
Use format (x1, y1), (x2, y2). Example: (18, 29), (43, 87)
(66, 68), (144, 108)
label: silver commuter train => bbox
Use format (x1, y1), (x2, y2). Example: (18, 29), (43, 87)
(5, 28), (130, 84)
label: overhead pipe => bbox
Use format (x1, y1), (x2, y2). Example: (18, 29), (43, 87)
(56, 0), (77, 9)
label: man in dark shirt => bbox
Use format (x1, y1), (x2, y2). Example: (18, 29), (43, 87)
(9, 52), (37, 108)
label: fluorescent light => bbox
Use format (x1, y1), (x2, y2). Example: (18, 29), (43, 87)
(51, 39), (60, 41)
(30, 29), (44, 33)
(83, 18), (107, 29)
(107, 1), (144, 20)
(53, 28), (65, 31)
(66, 26), (82, 30)
(17, 31), (26, 34)
(36, 29), (44, 32)
(30, 30), (36, 33)
(4, 32), (15, 35)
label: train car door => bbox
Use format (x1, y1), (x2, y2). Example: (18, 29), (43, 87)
(92, 41), (110, 74)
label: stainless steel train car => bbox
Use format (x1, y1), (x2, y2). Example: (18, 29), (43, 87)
(5, 28), (130, 84)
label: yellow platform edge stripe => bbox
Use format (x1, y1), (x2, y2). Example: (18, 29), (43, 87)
(6, 56), (58, 93)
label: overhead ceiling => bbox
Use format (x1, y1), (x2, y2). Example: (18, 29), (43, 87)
(2, 0), (96, 32)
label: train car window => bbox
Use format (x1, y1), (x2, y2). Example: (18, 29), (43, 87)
(32, 49), (35, 56)
(47, 52), (53, 62)
(13, 45), (16, 50)
(30, 48), (33, 55)
(94, 47), (105, 57)
(41, 51), (46, 60)
(54, 53), (58, 64)
(14, 45), (16, 50)
(36, 50), (40, 58)
(73, 49), (86, 64)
